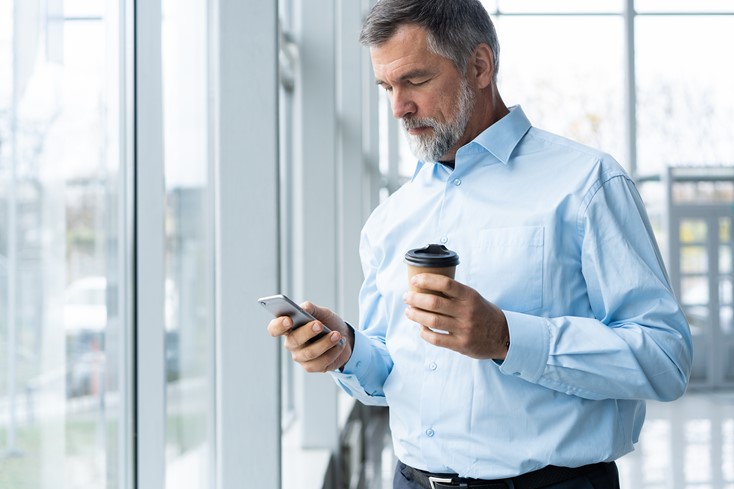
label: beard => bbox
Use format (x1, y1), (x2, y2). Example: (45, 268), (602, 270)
(402, 77), (475, 162)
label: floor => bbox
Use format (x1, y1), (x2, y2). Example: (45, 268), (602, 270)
(616, 389), (734, 489)
(380, 390), (734, 489)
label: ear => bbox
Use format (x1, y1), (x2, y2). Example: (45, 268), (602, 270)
(470, 43), (494, 89)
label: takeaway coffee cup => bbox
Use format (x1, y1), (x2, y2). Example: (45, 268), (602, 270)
(404, 244), (460, 295)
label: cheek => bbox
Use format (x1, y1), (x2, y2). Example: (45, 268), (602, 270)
(431, 86), (460, 121)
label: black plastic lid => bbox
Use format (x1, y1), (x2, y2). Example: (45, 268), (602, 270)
(404, 244), (460, 267)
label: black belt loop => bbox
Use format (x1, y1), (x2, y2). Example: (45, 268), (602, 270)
(399, 460), (614, 489)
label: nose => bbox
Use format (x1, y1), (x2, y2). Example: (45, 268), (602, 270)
(390, 88), (417, 119)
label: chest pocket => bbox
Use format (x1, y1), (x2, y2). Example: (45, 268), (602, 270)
(468, 226), (544, 314)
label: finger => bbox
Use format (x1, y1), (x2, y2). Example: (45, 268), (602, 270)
(285, 320), (328, 348)
(410, 273), (462, 299)
(267, 316), (293, 338)
(419, 325), (454, 348)
(301, 301), (329, 321)
(293, 330), (345, 372)
(404, 290), (451, 316)
(405, 305), (455, 333)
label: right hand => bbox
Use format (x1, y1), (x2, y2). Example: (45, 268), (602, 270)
(267, 301), (353, 373)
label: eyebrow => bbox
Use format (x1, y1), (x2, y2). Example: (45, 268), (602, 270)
(375, 69), (435, 86)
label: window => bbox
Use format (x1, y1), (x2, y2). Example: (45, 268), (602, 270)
(0, 1), (128, 487)
(636, 15), (734, 175)
(495, 15), (625, 162)
(161, 0), (215, 486)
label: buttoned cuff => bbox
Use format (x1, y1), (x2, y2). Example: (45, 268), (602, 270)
(498, 310), (550, 383)
(339, 326), (371, 376)
(330, 327), (388, 404)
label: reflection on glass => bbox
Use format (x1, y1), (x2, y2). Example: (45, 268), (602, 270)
(161, 0), (213, 487)
(636, 16), (734, 175)
(0, 4), (123, 489)
(495, 16), (625, 164)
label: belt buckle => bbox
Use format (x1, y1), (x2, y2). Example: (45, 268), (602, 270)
(428, 476), (454, 489)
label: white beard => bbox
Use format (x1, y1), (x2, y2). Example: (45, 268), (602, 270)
(402, 77), (475, 162)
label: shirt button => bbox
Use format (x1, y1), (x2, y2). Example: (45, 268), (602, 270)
(440, 236), (448, 244)
(355, 361), (362, 369)
(429, 362), (437, 371)
(426, 429), (435, 437)
(453, 178), (461, 186)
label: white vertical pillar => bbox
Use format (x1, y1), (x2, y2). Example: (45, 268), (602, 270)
(212, 0), (281, 488)
(623, 0), (638, 177)
(291, 0), (340, 450)
(336, 0), (365, 335)
(362, 0), (382, 213)
(135, 0), (166, 487)
(118, 1), (136, 487)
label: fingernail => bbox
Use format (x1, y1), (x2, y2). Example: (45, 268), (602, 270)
(283, 317), (292, 328)
(330, 331), (340, 343)
(312, 323), (322, 332)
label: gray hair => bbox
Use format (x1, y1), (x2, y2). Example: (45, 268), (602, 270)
(359, 0), (500, 81)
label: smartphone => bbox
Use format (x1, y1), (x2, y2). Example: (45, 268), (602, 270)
(258, 294), (331, 342)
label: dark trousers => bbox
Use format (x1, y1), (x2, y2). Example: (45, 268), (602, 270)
(393, 460), (620, 489)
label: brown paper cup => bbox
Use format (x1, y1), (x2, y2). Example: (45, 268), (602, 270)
(404, 244), (460, 297)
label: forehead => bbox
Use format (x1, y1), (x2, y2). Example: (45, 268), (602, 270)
(369, 24), (455, 81)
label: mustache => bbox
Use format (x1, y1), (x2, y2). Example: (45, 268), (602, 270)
(402, 117), (438, 132)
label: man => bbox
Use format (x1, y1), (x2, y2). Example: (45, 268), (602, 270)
(268, 1), (693, 487)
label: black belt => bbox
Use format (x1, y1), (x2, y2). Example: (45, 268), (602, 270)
(400, 460), (614, 489)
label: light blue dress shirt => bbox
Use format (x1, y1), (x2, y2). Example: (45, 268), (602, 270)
(331, 106), (692, 479)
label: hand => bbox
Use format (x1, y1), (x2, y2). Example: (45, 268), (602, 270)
(404, 273), (510, 360)
(266, 301), (354, 372)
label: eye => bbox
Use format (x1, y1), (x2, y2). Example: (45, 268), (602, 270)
(408, 79), (429, 87)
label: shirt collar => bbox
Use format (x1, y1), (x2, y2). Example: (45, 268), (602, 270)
(411, 105), (532, 181)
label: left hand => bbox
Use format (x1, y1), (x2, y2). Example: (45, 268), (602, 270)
(404, 273), (510, 360)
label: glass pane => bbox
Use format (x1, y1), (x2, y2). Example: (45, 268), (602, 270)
(721, 218), (731, 243)
(720, 277), (732, 306)
(672, 180), (734, 205)
(495, 16), (625, 166)
(492, 0), (622, 13)
(679, 219), (707, 244)
(721, 245), (732, 274)
(635, 0), (734, 13)
(680, 246), (708, 274)
(65, 0), (104, 17)
(0, 4), (124, 489)
(636, 16), (734, 175)
(721, 306), (732, 335)
(161, 0), (213, 487)
(681, 276), (708, 306)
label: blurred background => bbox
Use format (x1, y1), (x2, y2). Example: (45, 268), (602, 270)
(0, 0), (732, 488)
